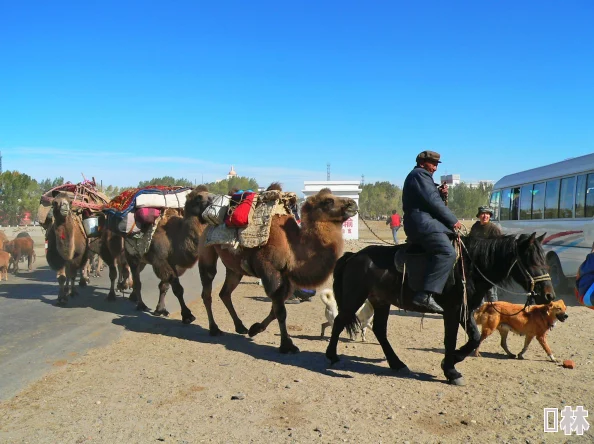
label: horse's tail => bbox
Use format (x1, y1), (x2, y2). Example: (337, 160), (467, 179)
(333, 252), (360, 338)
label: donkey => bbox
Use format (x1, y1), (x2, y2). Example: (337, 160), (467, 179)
(326, 233), (555, 386)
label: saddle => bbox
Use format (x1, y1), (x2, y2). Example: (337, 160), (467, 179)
(394, 239), (459, 292)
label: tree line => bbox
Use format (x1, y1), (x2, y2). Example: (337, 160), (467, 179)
(0, 170), (491, 226)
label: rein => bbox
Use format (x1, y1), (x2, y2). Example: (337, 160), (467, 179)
(456, 236), (550, 316)
(358, 214), (394, 245)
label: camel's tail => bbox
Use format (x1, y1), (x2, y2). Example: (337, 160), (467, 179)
(332, 252), (360, 337)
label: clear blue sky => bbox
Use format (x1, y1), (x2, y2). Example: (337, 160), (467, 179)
(1, 1), (593, 194)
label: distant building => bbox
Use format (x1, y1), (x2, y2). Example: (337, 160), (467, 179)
(467, 180), (496, 189)
(440, 174), (461, 187)
(227, 166), (238, 180)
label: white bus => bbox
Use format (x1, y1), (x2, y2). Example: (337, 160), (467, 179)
(490, 153), (594, 291)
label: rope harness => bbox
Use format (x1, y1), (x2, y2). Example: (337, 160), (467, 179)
(358, 214), (394, 245)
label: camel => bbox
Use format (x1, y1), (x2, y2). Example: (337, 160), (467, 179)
(0, 250), (10, 281)
(125, 186), (210, 321)
(49, 194), (91, 305)
(4, 236), (35, 274)
(197, 186), (358, 353)
(98, 227), (132, 301)
(0, 231), (8, 249)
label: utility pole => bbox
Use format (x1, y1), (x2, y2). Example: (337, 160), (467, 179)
(327, 163), (330, 181)
(361, 174), (365, 187)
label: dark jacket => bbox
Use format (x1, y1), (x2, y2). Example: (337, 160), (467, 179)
(402, 166), (458, 239)
(469, 221), (503, 238)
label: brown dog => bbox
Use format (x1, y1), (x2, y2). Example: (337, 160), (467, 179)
(474, 300), (568, 362)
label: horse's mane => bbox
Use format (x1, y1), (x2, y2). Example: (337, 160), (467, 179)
(462, 234), (546, 282)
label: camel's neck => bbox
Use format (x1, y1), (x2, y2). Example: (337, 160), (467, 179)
(288, 221), (344, 287)
(53, 214), (77, 261)
(182, 214), (206, 239)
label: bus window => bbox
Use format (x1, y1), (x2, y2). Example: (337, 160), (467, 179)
(519, 185), (533, 219)
(489, 190), (501, 220)
(511, 187), (521, 220)
(544, 179), (560, 219)
(559, 176), (575, 218)
(532, 182), (545, 219)
(586, 173), (594, 217)
(576, 174), (587, 218)
(500, 188), (512, 220)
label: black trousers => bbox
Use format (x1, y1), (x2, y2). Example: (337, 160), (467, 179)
(411, 232), (457, 295)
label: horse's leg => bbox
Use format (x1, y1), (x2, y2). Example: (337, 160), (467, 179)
(170, 277), (196, 324)
(153, 280), (171, 317)
(451, 312), (481, 364)
(371, 303), (408, 372)
(198, 251), (224, 336)
(441, 308), (466, 386)
(218, 269), (248, 334)
(326, 312), (348, 364)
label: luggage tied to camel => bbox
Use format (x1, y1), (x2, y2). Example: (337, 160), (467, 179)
(103, 186), (192, 236)
(38, 180), (110, 238)
(205, 190), (297, 249)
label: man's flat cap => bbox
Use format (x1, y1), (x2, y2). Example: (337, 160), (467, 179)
(416, 150), (442, 163)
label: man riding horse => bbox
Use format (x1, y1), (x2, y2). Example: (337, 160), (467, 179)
(402, 150), (462, 314)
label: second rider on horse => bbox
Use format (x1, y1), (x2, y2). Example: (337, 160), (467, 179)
(402, 150), (462, 314)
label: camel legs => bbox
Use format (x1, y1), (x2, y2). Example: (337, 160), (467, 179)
(219, 269), (248, 334)
(107, 261), (118, 301)
(129, 257), (149, 311)
(170, 277), (196, 324)
(198, 251), (225, 336)
(153, 281), (171, 317)
(57, 270), (68, 305)
(250, 273), (298, 353)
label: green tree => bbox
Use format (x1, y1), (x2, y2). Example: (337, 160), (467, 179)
(0, 171), (39, 225)
(359, 181), (402, 219)
(203, 177), (259, 195)
(448, 182), (493, 219)
(138, 176), (194, 187)
(38, 177), (65, 194)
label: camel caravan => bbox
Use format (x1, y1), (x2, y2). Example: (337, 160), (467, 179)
(33, 180), (356, 355)
(29, 177), (558, 385)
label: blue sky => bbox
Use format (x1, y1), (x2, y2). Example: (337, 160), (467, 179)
(1, 1), (593, 194)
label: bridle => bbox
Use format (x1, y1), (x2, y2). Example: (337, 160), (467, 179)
(457, 237), (552, 316)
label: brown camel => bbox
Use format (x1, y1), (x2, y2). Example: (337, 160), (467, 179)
(0, 250), (10, 281)
(4, 236), (35, 274)
(50, 194), (91, 305)
(125, 186), (210, 322)
(197, 186), (357, 353)
(0, 231), (8, 249)
(98, 227), (132, 301)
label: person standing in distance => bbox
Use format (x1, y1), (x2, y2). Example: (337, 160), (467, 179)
(386, 210), (401, 244)
(470, 206), (503, 302)
(402, 150), (462, 314)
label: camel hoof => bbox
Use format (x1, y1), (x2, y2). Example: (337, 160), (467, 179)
(248, 323), (265, 337)
(128, 293), (138, 302)
(448, 377), (466, 386)
(235, 324), (249, 335)
(56, 299), (67, 307)
(279, 344), (300, 354)
(106, 293), (117, 302)
(209, 326), (224, 336)
(154, 308), (170, 317)
(79, 280), (88, 288)
(136, 302), (150, 312)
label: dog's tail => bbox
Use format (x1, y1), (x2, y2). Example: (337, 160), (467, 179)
(319, 288), (337, 309)
(332, 252), (360, 338)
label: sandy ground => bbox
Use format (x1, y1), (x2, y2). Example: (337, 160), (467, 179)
(1, 222), (593, 443)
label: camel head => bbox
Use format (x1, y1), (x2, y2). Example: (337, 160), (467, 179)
(3, 241), (14, 255)
(52, 194), (71, 220)
(185, 185), (211, 221)
(300, 188), (358, 227)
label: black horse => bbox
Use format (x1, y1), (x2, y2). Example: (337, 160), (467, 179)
(326, 233), (555, 386)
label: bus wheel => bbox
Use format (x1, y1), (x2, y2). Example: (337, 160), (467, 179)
(546, 254), (566, 293)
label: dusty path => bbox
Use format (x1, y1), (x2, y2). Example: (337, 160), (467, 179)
(1, 227), (593, 443)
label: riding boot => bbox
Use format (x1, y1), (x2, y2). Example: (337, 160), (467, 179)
(411, 291), (444, 314)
